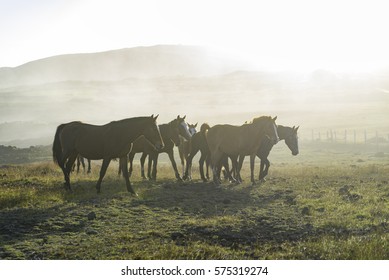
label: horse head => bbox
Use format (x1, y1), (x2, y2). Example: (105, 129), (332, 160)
(188, 122), (198, 136)
(253, 116), (279, 145)
(284, 125), (299, 156)
(177, 115), (192, 141)
(143, 114), (164, 150)
(167, 116), (184, 147)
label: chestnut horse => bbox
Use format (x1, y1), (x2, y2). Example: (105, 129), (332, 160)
(53, 115), (164, 194)
(206, 116), (279, 185)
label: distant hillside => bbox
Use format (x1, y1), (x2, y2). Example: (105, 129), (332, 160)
(0, 45), (247, 88)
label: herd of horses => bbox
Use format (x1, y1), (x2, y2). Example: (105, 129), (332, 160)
(52, 114), (299, 195)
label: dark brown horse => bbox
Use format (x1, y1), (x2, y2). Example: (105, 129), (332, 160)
(206, 116), (279, 185)
(124, 116), (191, 181)
(53, 115), (164, 194)
(223, 125), (299, 182)
(182, 123), (211, 182)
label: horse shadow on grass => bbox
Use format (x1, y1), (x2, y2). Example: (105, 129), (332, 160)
(129, 179), (317, 247)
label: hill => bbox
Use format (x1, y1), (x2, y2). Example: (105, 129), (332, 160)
(0, 45), (247, 88)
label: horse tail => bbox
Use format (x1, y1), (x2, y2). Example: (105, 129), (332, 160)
(200, 123), (212, 157)
(52, 123), (66, 168)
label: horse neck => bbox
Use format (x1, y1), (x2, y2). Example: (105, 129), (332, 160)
(276, 125), (290, 141)
(159, 123), (172, 141)
(119, 117), (148, 141)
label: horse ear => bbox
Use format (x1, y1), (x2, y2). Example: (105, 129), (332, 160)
(153, 114), (159, 121)
(295, 126), (300, 131)
(151, 114), (154, 118)
(183, 115), (186, 120)
(273, 116), (277, 121)
(195, 122), (198, 127)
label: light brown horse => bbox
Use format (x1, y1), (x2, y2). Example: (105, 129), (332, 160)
(206, 116), (279, 185)
(53, 115), (164, 194)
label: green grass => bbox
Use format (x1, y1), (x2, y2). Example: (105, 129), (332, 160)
(1, 147), (389, 260)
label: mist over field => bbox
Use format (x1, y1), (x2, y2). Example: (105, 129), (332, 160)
(0, 45), (388, 147)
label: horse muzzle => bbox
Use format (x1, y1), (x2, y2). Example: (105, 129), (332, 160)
(292, 150), (299, 156)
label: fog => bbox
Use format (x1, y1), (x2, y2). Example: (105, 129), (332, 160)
(0, 45), (388, 147)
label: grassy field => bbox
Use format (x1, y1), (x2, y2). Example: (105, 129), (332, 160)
(1, 143), (389, 260)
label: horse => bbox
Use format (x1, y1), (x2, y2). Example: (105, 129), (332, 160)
(182, 123), (211, 182)
(124, 115), (192, 181)
(257, 125), (299, 181)
(206, 116), (279, 185)
(222, 125), (299, 182)
(178, 122), (197, 176)
(53, 115), (164, 195)
(72, 155), (91, 174)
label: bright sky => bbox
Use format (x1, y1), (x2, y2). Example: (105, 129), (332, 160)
(1, 0), (389, 72)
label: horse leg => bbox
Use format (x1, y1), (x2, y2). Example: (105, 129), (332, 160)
(178, 146), (185, 178)
(128, 152), (135, 178)
(80, 157), (86, 173)
(183, 154), (191, 180)
(64, 152), (78, 191)
(168, 150), (182, 181)
(262, 158), (270, 181)
(199, 152), (207, 182)
(87, 159), (91, 174)
(76, 156), (81, 173)
(183, 151), (194, 180)
(211, 151), (224, 185)
(140, 153), (147, 179)
(120, 156), (137, 195)
(117, 157), (123, 176)
(218, 154), (228, 181)
(225, 156), (238, 183)
(151, 154), (158, 181)
(236, 155), (246, 183)
(259, 158), (265, 181)
(250, 154), (256, 185)
(96, 158), (111, 194)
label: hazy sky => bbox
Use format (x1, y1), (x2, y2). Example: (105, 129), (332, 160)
(1, 0), (389, 72)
